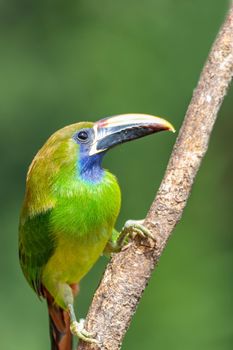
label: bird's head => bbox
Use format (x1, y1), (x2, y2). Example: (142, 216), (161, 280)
(70, 113), (175, 182)
(29, 113), (175, 186)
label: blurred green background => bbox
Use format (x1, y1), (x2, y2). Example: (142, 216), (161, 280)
(1, 0), (233, 349)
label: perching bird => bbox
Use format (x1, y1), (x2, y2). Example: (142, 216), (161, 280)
(19, 113), (174, 350)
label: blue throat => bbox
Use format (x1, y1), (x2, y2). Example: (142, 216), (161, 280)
(78, 151), (105, 183)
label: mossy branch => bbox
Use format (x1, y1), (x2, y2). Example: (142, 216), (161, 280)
(78, 4), (233, 349)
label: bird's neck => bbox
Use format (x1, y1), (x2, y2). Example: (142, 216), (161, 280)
(78, 153), (105, 183)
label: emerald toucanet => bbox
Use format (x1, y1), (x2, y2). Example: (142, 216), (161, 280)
(19, 113), (174, 349)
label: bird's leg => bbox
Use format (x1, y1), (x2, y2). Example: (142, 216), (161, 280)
(46, 282), (98, 344)
(103, 228), (122, 254)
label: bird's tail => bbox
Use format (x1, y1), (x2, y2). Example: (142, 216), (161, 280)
(45, 290), (72, 350)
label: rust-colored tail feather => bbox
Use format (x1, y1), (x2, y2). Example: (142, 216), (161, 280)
(46, 291), (72, 350)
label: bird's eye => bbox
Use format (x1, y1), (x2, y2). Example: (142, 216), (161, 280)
(77, 130), (89, 142)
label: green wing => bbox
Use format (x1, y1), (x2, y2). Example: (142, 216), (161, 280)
(19, 210), (55, 296)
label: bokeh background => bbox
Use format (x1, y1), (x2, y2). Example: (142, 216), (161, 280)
(1, 0), (233, 349)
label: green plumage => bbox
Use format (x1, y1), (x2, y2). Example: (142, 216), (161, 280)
(19, 122), (121, 307)
(19, 114), (174, 348)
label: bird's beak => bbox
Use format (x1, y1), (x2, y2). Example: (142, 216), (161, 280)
(89, 113), (175, 156)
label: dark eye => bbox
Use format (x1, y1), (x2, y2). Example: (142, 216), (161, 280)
(77, 130), (89, 142)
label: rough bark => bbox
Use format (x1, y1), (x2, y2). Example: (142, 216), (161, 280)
(78, 4), (233, 350)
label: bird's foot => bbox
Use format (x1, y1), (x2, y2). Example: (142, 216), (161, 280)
(117, 219), (155, 249)
(70, 318), (98, 344)
(68, 304), (99, 344)
(123, 219), (155, 239)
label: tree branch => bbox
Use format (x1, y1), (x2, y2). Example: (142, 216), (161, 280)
(78, 4), (233, 350)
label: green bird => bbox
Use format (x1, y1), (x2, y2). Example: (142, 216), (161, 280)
(19, 113), (174, 350)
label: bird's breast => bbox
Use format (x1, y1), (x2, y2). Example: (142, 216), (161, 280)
(51, 171), (121, 239)
(43, 171), (121, 284)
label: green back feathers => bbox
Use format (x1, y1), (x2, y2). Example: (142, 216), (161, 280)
(19, 210), (53, 294)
